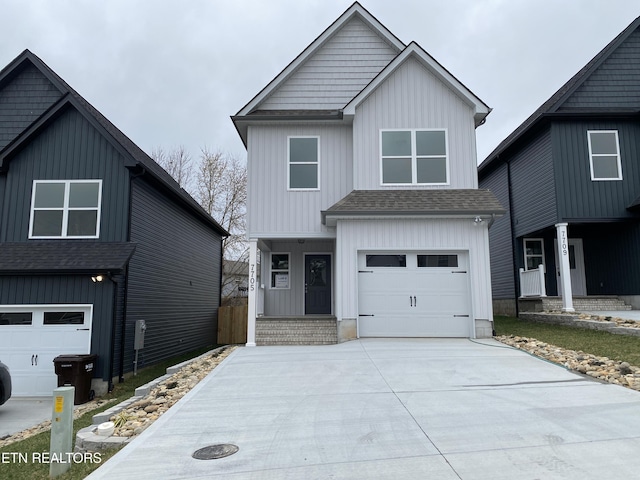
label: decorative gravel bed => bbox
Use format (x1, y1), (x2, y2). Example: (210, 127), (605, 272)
(109, 346), (235, 438)
(0, 346), (235, 449)
(496, 335), (640, 391)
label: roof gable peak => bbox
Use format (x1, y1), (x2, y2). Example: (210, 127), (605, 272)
(343, 41), (491, 126)
(235, 2), (405, 117)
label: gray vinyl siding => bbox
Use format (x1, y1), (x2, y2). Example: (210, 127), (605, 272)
(0, 274), (115, 380)
(126, 177), (222, 373)
(0, 63), (62, 150)
(247, 124), (351, 238)
(0, 108), (130, 242)
(553, 120), (640, 220)
(262, 240), (334, 316)
(261, 17), (398, 110)
(510, 128), (557, 237)
(559, 28), (640, 111)
(353, 57), (479, 190)
(479, 162), (514, 299)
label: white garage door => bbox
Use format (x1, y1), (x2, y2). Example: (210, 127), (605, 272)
(358, 252), (471, 337)
(0, 305), (92, 396)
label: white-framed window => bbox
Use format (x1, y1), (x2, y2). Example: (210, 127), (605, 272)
(29, 180), (102, 238)
(524, 238), (545, 271)
(380, 129), (448, 185)
(587, 130), (622, 181)
(270, 253), (290, 289)
(288, 136), (319, 190)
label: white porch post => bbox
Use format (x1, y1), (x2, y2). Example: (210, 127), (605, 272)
(555, 223), (574, 312)
(246, 239), (258, 347)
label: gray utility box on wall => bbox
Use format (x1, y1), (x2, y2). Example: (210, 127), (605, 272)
(134, 319), (146, 350)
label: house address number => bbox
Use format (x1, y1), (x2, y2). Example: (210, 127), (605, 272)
(249, 263), (256, 292)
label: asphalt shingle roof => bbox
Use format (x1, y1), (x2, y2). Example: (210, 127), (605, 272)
(322, 189), (505, 224)
(0, 242), (136, 274)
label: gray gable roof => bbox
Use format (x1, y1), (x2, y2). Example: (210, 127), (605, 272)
(0, 242), (136, 274)
(0, 50), (228, 237)
(322, 189), (505, 225)
(479, 15), (640, 176)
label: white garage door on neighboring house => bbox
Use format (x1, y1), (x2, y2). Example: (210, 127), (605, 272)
(358, 252), (471, 337)
(0, 305), (92, 396)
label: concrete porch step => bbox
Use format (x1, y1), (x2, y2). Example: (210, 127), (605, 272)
(256, 317), (338, 346)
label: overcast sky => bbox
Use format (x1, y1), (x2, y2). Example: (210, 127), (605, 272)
(2, 1), (640, 164)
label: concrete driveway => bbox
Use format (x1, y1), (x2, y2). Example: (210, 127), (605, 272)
(88, 339), (640, 479)
(0, 397), (53, 438)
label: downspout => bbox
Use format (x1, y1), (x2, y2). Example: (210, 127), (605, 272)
(505, 156), (520, 317)
(106, 273), (120, 392)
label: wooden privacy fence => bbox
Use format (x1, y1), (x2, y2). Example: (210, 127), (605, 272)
(218, 305), (248, 344)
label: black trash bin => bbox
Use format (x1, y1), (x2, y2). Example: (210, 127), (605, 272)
(53, 354), (97, 405)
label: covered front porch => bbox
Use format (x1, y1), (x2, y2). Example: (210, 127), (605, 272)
(246, 237), (338, 346)
(518, 220), (640, 312)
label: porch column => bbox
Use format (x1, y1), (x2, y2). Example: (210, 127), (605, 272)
(555, 223), (574, 312)
(246, 239), (258, 347)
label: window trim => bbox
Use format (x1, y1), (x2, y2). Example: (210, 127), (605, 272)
(29, 179), (102, 239)
(379, 128), (449, 186)
(270, 252), (291, 290)
(587, 130), (622, 181)
(523, 238), (545, 272)
(287, 136), (320, 191)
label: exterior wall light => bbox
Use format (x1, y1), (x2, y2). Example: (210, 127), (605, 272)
(91, 275), (104, 283)
(473, 216), (484, 226)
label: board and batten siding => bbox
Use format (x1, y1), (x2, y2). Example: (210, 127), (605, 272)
(260, 17), (398, 111)
(261, 240), (334, 316)
(509, 127), (557, 238)
(353, 57), (478, 190)
(247, 124), (352, 238)
(0, 274), (115, 380)
(335, 218), (493, 329)
(0, 108), (130, 242)
(553, 120), (640, 220)
(0, 63), (63, 150)
(479, 161), (515, 300)
(127, 177), (222, 374)
(559, 28), (640, 111)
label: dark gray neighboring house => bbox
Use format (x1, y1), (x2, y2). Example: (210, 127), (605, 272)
(478, 16), (640, 316)
(0, 50), (228, 397)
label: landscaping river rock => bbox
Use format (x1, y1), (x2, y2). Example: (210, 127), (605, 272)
(496, 335), (640, 391)
(109, 346), (235, 438)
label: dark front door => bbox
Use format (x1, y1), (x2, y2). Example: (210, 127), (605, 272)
(305, 254), (332, 314)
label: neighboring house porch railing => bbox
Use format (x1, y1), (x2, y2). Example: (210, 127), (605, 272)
(519, 265), (546, 297)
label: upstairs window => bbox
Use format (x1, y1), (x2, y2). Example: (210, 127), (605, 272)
(288, 137), (319, 190)
(587, 130), (622, 180)
(29, 180), (102, 238)
(381, 129), (448, 185)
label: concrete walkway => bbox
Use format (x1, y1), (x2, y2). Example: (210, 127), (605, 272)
(88, 339), (640, 479)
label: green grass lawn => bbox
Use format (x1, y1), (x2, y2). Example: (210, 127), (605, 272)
(0, 345), (215, 480)
(494, 315), (640, 366)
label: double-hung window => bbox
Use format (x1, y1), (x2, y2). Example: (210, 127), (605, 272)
(271, 253), (290, 289)
(29, 180), (102, 238)
(587, 130), (622, 180)
(288, 137), (319, 190)
(524, 239), (545, 271)
(381, 129), (448, 185)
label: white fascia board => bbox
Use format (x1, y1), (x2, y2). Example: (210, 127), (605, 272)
(236, 3), (405, 117)
(343, 42), (491, 124)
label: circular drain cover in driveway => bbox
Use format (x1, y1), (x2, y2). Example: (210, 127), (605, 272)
(192, 444), (239, 460)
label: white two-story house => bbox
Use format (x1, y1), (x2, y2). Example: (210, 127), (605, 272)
(232, 2), (504, 345)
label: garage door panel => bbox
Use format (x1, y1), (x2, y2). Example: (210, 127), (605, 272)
(0, 305), (92, 397)
(358, 251), (471, 338)
(359, 315), (470, 337)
